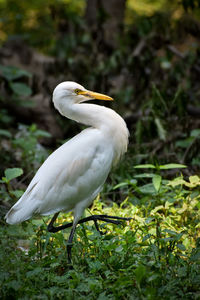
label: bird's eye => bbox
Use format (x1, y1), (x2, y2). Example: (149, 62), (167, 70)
(75, 88), (82, 94)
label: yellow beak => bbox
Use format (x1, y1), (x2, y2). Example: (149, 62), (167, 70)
(78, 90), (113, 101)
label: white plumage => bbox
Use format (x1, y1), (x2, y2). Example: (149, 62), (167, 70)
(5, 81), (129, 262)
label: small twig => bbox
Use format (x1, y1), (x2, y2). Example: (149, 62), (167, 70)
(131, 32), (155, 58)
(167, 44), (200, 73)
(167, 45), (186, 59)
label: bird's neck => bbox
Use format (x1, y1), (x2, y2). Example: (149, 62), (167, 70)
(68, 103), (111, 128)
(64, 103), (117, 131)
(64, 103), (129, 165)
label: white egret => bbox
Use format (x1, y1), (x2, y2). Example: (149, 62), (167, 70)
(5, 81), (130, 263)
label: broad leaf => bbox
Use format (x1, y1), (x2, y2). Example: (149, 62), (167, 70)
(190, 129), (200, 137)
(0, 65), (32, 81)
(189, 175), (200, 184)
(138, 183), (156, 195)
(177, 243), (186, 251)
(4, 168), (23, 181)
(152, 174), (162, 191)
(10, 190), (24, 198)
(10, 82), (32, 97)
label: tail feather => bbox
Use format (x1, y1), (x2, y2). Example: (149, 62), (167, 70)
(5, 198), (38, 225)
(5, 180), (39, 225)
(6, 208), (29, 224)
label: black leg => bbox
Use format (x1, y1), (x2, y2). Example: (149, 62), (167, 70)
(47, 213), (132, 233)
(47, 212), (74, 233)
(47, 213), (132, 264)
(47, 212), (60, 232)
(94, 215), (132, 221)
(93, 218), (104, 235)
(67, 224), (77, 264)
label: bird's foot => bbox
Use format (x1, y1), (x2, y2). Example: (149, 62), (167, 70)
(87, 214), (132, 235)
(93, 214), (132, 221)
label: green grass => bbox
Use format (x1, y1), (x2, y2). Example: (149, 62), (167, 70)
(0, 173), (200, 299)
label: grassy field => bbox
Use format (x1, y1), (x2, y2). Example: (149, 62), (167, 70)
(1, 165), (200, 299)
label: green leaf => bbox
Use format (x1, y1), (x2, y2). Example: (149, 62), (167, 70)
(145, 217), (155, 224)
(26, 267), (43, 278)
(7, 280), (21, 291)
(176, 138), (192, 148)
(18, 99), (36, 108)
(10, 190), (24, 198)
(177, 243), (186, 251)
(0, 129), (12, 138)
(34, 130), (52, 138)
(134, 164), (156, 169)
(9, 82), (32, 96)
(113, 179), (137, 190)
(113, 182), (129, 190)
(0, 65), (32, 81)
(190, 129), (200, 138)
(134, 173), (155, 178)
(152, 174), (162, 192)
(135, 265), (146, 283)
(160, 163), (187, 169)
(155, 117), (167, 141)
(189, 175), (200, 184)
(190, 251), (200, 262)
(147, 273), (160, 283)
(1, 176), (8, 183)
(168, 177), (185, 187)
(142, 233), (152, 242)
(4, 168), (23, 181)
(163, 229), (177, 236)
(138, 183), (156, 195)
(115, 245), (123, 252)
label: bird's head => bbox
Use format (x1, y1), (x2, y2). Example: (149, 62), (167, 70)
(53, 81), (113, 108)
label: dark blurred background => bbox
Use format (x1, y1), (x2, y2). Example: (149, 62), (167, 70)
(0, 0), (200, 179)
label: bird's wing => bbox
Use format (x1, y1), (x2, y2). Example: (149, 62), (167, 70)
(36, 128), (113, 214)
(5, 128), (113, 224)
